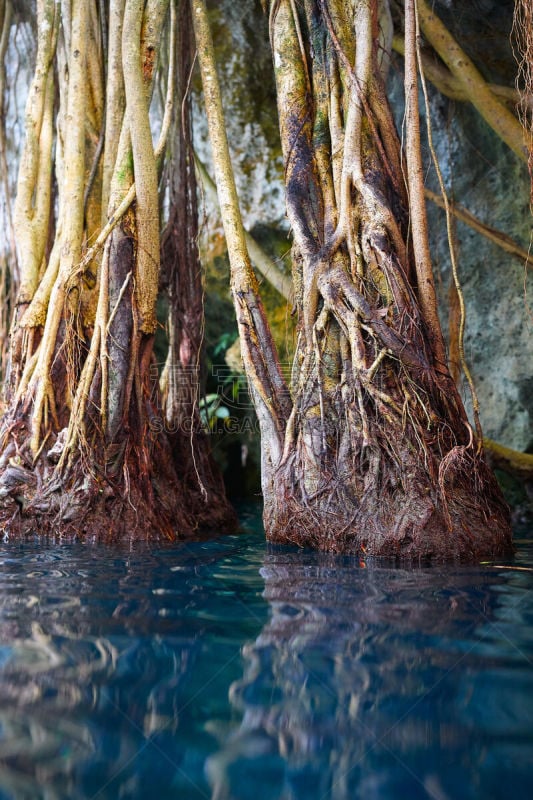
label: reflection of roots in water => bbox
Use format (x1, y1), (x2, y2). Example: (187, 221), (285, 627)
(207, 553), (502, 800)
(0, 624), (116, 798)
(0, 620), (198, 798)
(207, 612), (372, 800)
(0, 716), (94, 800)
(8, 622), (118, 677)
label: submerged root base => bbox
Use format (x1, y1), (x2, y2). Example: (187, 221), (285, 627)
(264, 456), (513, 562)
(0, 427), (237, 542)
(0, 479), (237, 542)
(265, 501), (512, 561)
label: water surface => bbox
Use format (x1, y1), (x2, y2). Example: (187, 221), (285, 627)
(0, 508), (532, 799)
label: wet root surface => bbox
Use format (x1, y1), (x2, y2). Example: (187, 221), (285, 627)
(263, 452), (513, 562)
(0, 428), (237, 542)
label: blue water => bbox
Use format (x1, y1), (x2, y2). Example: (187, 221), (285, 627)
(0, 507), (532, 800)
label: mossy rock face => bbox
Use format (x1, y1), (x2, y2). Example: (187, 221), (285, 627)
(432, 0), (518, 85)
(196, 0), (285, 232)
(424, 100), (531, 452)
(204, 228), (294, 369)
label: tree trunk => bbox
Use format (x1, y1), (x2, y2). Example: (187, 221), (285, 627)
(196, 0), (512, 559)
(264, 0), (512, 559)
(0, 0), (235, 539)
(160, 0), (236, 530)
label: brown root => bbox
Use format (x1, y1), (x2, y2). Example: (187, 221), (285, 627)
(264, 437), (511, 562)
(257, 0), (513, 560)
(0, 0), (236, 543)
(0, 415), (236, 542)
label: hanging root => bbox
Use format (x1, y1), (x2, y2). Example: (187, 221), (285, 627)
(415, 4), (482, 443)
(417, 0), (527, 164)
(513, 0), (533, 206)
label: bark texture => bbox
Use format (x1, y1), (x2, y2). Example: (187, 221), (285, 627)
(0, 0), (235, 540)
(160, 0), (235, 530)
(196, 0), (512, 560)
(262, 0), (511, 559)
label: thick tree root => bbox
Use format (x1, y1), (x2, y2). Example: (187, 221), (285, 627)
(263, 449), (513, 561)
(0, 426), (236, 542)
(0, 482), (236, 542)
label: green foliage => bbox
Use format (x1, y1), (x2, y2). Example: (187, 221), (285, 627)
(199, 393), (231, 429)
(213, 331), (237, 358)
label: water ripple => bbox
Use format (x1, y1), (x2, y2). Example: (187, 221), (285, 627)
(0, 523), (531, 799)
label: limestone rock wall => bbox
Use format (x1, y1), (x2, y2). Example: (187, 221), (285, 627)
(421, 0), (531, 452)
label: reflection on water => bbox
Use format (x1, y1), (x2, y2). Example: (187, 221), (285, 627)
(0, 517), (532, 800)
(0, 535), (268, 799)
(208, 543), (533, 800)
